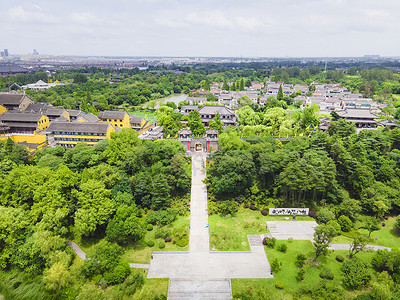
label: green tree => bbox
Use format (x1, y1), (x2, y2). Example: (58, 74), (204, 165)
(209, 112), (223, 132)
(239, 78), (245, 91)
(43, 262), (70, 291)
(313, 224), (334, 262)
(301, 104), (320, 129)
(349, 236), (368, 259)
(0, 206), (30, 268)
(104, 129), (142, 166)
(74, 180), (115, 237)
(327, 119), (356, 138)
(151, 175), (171, 210)
(237, 106), (260, 126)
(341, 259), (371, 289)
(188, 110), (205, 136)
(106, 205), (145, 245)
(277, 85), (284, 100)
(363, 216), (381, 237)
(73, 73), (88, 83)
(222, 78), (229, 91)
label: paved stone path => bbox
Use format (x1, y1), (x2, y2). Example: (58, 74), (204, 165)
(129, 263), (150, 269)
(329, 244), (391, 251)
(67, 153), (273, 299)
(147, 152), (273, 299)
(266, 221), (318, 240)
(66, 241), (86, 260)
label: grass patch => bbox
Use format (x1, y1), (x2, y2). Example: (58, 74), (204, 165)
(123, 214), (190, 264)
(127, 110), (157, 123)
(129, 269), (168, 299)
(209, 208), (268, 251)
(332, 217), (400, 249)
(232, 240), (376, 299)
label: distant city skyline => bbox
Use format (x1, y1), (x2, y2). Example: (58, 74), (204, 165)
(1, 0), (400, 58)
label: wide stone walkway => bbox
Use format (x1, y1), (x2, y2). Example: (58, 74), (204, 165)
(266, 221), (318, 240)
(147, 152), (273, 300)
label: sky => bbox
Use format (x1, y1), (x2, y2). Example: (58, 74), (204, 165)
(0, 0), (399, 57)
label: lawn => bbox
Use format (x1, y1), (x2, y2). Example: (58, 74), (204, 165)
(209, 209), (317, 251)
(209, 208), (269, 251)
(127, 110), (157, 123)
(232, 240), (376, 299)
(123, 214), (190, 264)
(129, 269), (168, 300)
(333, 216), (400, 249)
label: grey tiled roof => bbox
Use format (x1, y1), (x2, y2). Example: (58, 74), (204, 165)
(0, 111), (43, 122)
(0, 93), (26, 105)
(44, 108), (67, 117)
(98, 110), (127, 120)
(198, 105), (234, 115)
(130, 116), (144, 123)
(205, 129), (219, 134)
(67, 109), (84, 117)
(81, 113), (100, 122)
(46, 122), (110, 134)
(26, 102), (50, 112)
(337, 109), (378, 119)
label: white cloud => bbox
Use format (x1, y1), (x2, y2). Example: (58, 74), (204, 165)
(1, 0), (400, 56)
(185, 11), (234, 30)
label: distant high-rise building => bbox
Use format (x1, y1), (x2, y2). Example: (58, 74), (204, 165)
(4, 49), (9, 57)
(0, 51), (4, 57)
(33, 49), (39, 55)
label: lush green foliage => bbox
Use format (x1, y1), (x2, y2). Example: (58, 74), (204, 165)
(341, 259), (371, 289)
(0, 132), (190, 297)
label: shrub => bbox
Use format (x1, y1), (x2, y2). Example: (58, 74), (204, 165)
(145, 208), (178, 226)
(164, 237), (172, 243)
(124, 273), (144, 295)
(176, 237), (188, 247)
(338, 215), (353, 232)
(317, 209), (335, 223)
(296, 254), (307, 268)
(263, 237), (276, 248)
(147, 240), (155, 247)
(249, 205), (257, 211)
(327, 220), (341, 236)
(341, 259), (371, 289)
(296, 281), (345, 299)
(297, 268), (306, 281)
(261, 209), (268, 216)
(382, 222), (386, 227)
(158, 241), (165, 249)
(395, 216), (400, 231)
(277, 243), (287, 253)
(147, 224), (153, 231)
(155, 227), (171, 239)
(336, 255), (344, 262)
(271, 258), (282, 273)
(244, 203), (249, 208)
(104, 262), (131, 285)
(173, 226), (189, 247)
(219, 200), (239, 216)
(309, 211), (317, 219)
(275, 281), (284, 289)
(319, 268), (334, 280)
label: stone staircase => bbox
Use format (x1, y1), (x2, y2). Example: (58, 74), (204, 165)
(247, 235), (263, 247)
(167, 279), (232, 299)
